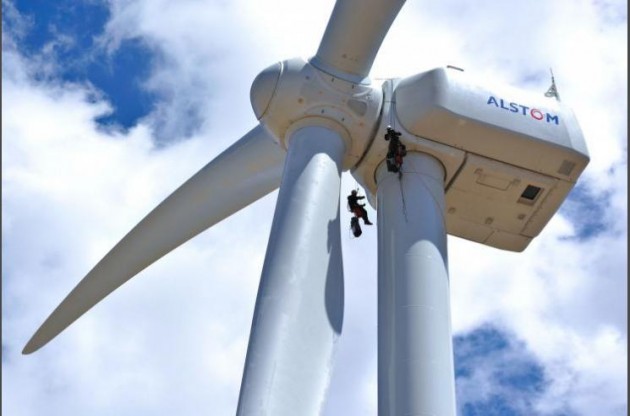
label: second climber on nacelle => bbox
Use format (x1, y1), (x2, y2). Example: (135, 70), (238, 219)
(384, 126), (406, 174)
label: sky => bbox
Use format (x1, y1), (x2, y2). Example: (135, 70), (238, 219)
(2, 0), (627, 415)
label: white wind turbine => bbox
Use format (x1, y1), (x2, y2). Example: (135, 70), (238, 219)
(23, 0), (589, 415)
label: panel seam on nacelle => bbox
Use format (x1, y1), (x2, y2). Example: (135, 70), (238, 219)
(444, 151), (468, 193)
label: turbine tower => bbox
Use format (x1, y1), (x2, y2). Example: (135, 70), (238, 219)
(23, 0), (590, 414)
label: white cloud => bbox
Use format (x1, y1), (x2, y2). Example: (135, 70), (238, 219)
(3, 0), (626, 415)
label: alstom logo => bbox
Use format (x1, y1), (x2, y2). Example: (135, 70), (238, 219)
(487, 96), (559, 125)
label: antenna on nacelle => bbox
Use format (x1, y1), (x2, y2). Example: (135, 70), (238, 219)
(545, 68), (561, 101)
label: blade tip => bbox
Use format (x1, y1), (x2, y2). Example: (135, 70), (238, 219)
(22, 345), (36, 355)
(22, 336), (44, 355)
(22, 341), (39, 355)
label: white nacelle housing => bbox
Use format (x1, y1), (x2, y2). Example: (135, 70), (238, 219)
(353, 67), (589, 251)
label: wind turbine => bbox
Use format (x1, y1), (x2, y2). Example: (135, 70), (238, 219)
(23, 0), (590, 415)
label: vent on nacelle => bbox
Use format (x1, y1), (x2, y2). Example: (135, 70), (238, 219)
(557, 159), (576, 176)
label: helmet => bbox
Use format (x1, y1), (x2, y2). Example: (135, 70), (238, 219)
(351, 190), (357, 195)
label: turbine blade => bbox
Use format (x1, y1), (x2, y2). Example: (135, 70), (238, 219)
(23, 125), (285, 354)
(311, 0), (406, 82)
(236, 126), (346, 415)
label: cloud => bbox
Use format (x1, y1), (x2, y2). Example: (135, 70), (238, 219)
(454, 325), (556, 415)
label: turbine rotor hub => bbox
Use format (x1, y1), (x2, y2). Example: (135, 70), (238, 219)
(250, 57), (383, 170)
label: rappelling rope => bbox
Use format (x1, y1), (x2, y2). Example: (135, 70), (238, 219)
(389, 93), (396, 131)
(398, 173), (408, 223)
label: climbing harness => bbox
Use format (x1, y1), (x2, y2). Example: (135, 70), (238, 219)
(384, 126), (405, 175)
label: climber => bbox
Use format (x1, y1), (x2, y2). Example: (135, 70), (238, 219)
(347, 190), (373, 226)
(384, 126), (406, 173)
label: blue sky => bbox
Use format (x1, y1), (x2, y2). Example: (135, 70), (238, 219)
(5, 0), (157, 130)
(2, 0), (627, 415)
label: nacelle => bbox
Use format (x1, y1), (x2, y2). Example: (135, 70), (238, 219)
(352, 67), (589, 251)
